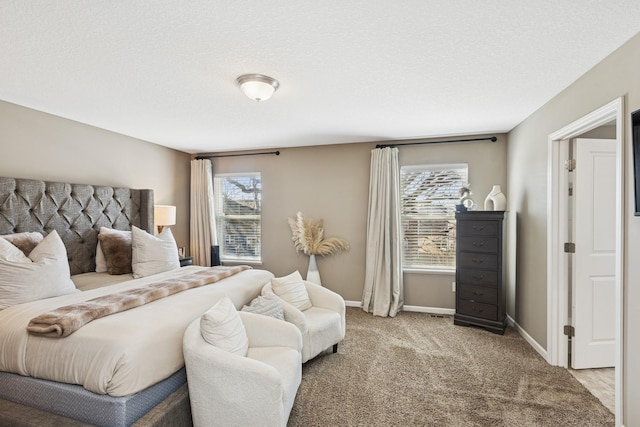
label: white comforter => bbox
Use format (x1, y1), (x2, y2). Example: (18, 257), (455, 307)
(0, 266), (273, 396)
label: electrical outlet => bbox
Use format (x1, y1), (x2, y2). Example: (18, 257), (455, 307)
(452, 281), (456, 292)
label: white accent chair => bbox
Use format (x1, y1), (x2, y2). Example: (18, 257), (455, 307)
(183, 311), (303, 427)
(263, 281), (346, 363)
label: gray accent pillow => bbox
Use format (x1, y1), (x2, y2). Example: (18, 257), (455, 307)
(98, 231), (133, 275)
(241, 292), (285, 320)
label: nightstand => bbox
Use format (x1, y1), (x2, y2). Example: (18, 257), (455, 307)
(179, 256), (193, 267)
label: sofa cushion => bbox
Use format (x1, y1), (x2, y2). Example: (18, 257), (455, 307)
(303, 306), (343, 361)
(247, 346), (302, 417)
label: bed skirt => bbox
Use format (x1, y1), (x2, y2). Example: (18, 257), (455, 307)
(0, 368), (188, 426)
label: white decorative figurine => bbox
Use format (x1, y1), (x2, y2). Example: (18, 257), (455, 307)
(484, 185), (507, 211)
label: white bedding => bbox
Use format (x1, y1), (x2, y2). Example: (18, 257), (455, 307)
(0, 266), (274, 397)
(71, 271), (135, 291)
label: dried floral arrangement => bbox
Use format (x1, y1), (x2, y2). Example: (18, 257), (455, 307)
(459, 183), (476, 210)
(288, 211), (350, 256)
(459, 184), (472, 199)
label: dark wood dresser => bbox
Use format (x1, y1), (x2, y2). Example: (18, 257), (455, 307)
(454, 211), (507, 334)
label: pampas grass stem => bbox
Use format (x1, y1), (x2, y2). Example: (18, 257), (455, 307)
(288, 212), (350, 256)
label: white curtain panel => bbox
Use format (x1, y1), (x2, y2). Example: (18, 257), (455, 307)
(362, 147), (403, 317)
(190, 159), (217, 266)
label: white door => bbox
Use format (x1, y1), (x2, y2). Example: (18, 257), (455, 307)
(571, 138), (616, 369)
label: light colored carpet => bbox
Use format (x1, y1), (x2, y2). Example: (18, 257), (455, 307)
(288, 307), (613, 427)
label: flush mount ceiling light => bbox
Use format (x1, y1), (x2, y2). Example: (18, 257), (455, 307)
(236, 74), (280, 102)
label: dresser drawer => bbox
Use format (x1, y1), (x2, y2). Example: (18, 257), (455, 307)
(458, 269), (498, 286)
(458, 284), (497, 304)
(458, 237), (498, 253)
(458, 252), (498, 270)
(458, 300), (497, 321)
(458, 221), (498, 237)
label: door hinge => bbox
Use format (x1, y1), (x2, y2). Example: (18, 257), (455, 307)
(565, 159), (576, 171)
(564, 325), (575, 337)
(564, 242), (575, 253)
(568, 186), (573, 196)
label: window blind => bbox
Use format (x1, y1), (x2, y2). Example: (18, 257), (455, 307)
(400, 164), (468, 270)
(213, 173), (261, 262)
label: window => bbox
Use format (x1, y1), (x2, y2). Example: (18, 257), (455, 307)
(214, 173), (261, 263)
(400, 164), (468, 271)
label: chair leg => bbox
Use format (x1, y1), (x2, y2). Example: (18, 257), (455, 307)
(333, 343), (338, 353)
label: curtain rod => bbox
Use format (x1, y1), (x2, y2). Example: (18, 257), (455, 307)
(195, 150), (280, 159)
(376, 136), (497, 149)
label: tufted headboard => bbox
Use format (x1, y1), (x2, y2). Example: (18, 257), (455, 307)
(0, 177), (153, 275)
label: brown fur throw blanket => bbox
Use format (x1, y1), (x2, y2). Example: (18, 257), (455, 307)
(27, 266), (251, 338)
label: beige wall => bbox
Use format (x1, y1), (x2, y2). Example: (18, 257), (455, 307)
(0, 100), (191, 248)
(399, 135), (508, 308)
(210, 133), (507, 307)
(507, 32), (640, 425)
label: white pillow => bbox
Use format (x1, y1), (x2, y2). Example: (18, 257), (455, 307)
(131, 226), (180, 278)
(1, 231), (44, 256)
(200, 296), (248, 356)
(0, 238), (30, 263)
(0, 230), (77, 310)
(95, 228), (131, 273)
(95, 242), (106, 272)
(241, 292), (285, 320)
(270, 271), (312, 311)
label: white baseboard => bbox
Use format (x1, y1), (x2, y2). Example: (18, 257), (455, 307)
(344, 301), (455, 316)
(506, 314), (547, 360)
(403, 305), (456, 315)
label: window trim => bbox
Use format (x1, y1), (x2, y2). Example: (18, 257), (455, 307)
(403, 268), (456, 275)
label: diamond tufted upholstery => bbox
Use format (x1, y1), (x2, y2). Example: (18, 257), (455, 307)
(0, 177), (153, 275)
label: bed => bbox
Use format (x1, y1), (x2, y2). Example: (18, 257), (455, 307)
(0, 177), (273, 426)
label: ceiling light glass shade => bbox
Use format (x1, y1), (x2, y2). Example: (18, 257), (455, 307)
(237, 74), (279, 102)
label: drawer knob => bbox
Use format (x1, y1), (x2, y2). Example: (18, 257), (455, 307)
(472, 291), (484, 296)
(471, 258), (484, 264)
(472, 274), (484, 280)
(472, 225), (485, 231)
(472, 241), (485, 248)
(473, 306), (484, 313)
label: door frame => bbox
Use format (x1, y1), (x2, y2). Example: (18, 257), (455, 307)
(546, 97), (624, 423)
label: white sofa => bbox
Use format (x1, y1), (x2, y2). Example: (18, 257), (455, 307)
(263, 280), (346, 363)
(183, 311), (303, 427)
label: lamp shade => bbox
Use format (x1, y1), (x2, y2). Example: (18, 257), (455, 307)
(154, 205), (176, 232)
(237, 74), (279, 102)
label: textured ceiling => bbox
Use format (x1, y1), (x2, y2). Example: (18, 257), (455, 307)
(1, 1), (640, 154)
